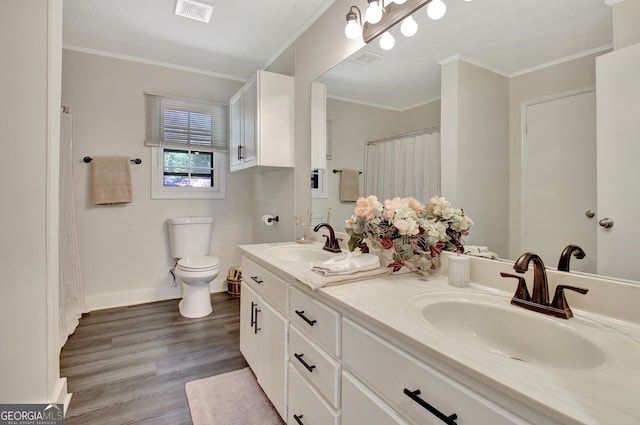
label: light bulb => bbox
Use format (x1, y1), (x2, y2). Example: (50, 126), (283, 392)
(379, 32), (395, 50)
(394, 0), (407, 4)
(345, 20), (361, 39)
(400, 15), (418, 37)
(427, 0), (446, 20)
(365, 1), (383, 24)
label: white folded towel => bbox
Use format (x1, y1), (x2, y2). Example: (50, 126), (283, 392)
(296, 266), (391, 291)
(464, 245), (499, 259)
(311, 253), (381, 276)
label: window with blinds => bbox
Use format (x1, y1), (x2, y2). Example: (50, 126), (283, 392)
(145, 93), (227, 200)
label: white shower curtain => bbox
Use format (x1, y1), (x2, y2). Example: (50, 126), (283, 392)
(364, 131), (441, 202)
(59, 111), (84, 349)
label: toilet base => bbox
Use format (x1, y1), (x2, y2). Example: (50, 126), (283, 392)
(179, 281), (213, 318)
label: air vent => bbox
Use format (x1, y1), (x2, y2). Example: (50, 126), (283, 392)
(350, 52), (382, 66)
(175, 0), (214, 23)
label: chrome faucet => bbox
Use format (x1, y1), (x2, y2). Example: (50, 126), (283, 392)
(557, 244), (585, 272)
(314, 223), (341, 253)
(502, 252), (589, 319)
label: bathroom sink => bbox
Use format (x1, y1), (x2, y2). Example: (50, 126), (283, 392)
(267, 245), (335, 262)
(414, 292), (606, 370)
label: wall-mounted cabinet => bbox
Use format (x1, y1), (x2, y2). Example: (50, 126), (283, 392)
(229, 70), (294, 172)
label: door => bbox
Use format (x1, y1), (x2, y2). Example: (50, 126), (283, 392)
(241, 74), (258, 168)
(596, 43), (640, 281)
(522, 89), (597, 272)
(239, 283), (260, 370)
(229, 91), (243, 171)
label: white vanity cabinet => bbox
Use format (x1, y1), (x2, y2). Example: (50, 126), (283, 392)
(342, 318), (528, 425)
(239, 257), (289, 419)
(229, 69), (294, 172)
(287, 287), (341, 424)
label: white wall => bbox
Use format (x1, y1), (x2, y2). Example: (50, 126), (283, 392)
(1, 0), (67, 404)
(62, 50), (254, 310)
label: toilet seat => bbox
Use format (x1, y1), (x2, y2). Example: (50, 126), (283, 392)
(177, 255), (220, 272)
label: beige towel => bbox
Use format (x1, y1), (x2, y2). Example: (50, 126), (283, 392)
(91, 156), (133, 205)
(295, 266), (391, 291)
(340, 168), (360, 202)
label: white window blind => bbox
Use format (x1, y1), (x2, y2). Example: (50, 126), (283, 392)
(144, 93), (228, 152)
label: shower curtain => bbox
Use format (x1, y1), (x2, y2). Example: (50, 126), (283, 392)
(364, 131), (441, 202)
(59, 111), (84, 349)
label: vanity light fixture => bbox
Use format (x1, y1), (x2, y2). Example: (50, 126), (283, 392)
(345, 6), (363, 39)
(345, 0), (454, 49)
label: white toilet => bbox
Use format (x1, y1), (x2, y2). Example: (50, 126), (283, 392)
(167, 217), (220, 318)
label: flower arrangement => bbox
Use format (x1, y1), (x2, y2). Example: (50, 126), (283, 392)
(345, 195), (473, 274)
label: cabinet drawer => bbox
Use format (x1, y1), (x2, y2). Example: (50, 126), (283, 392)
(288, 363), (339, 425)
(242, 257), (288, 314)
(289, 287), (341, 356)
(343, 371), (411, 425)
(343, 318), (526, 425)
(289, 325), (341, 408)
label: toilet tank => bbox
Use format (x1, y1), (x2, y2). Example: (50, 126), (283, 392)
(167, 217), (214, 259)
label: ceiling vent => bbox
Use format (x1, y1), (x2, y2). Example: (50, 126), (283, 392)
(175, 0), (214, 23)
(350, 51), (382, 66)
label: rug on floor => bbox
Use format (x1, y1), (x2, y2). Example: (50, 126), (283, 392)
(185, 367), (285, 425)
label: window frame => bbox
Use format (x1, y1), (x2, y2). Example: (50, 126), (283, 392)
(151, 147), (226, 200)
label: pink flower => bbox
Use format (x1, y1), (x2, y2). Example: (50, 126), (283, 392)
(383, 197), (407, 220)
(406, 197), (426, 214)
(354, 196), (382, 220)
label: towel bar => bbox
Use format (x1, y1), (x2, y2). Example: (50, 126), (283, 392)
(83, 156), (142, 164)
(333, 169), (362, 174)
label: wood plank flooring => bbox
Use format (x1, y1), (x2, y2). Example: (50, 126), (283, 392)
(60, 292), (248, 425)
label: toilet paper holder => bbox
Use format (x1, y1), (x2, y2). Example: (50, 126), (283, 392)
(262, 214), (279, 225)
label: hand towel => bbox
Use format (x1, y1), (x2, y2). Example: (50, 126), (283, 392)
(340, 169), (360, 202)
(296, 266), (391, 291)
(91, 156), (133, 205)
(311, 253), (381, 276)
(464, 245), (498, 259)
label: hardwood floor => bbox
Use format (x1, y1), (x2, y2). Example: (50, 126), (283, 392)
(60, 292), (248, 425)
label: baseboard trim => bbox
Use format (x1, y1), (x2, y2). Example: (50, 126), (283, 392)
(85, 278), (227, 312)
(51, 377), (72, 415)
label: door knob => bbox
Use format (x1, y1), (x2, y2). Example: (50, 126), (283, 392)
(598, 218), (614, 228)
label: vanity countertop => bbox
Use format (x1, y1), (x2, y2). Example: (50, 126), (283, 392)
(239, 242), (640, 425)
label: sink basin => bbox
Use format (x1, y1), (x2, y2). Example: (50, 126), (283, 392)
(415, 292), (606, 370)
(267, 245), (334, 262)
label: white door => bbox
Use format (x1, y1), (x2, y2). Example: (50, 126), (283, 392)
(596, 43), (640, 281)
(522, 89), (597, 272)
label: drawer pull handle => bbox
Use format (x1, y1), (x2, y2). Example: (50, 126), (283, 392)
(250, 301), (257, 327)
(250, 275), (263, 284)
(294, 353), (316, 373)
(253, 307), (261, 334)
(293, 414), (304, 424)
(403, 388), (458, 425)
(295, 310), (317, 326)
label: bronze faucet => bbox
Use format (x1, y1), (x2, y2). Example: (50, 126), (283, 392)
(502, 252), (589, 319)
(314, 223), (341, 253)
(557, 244), (586, 272)
(513, 252), (549, 305)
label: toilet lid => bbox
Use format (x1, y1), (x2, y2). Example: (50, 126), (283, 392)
(177, 256), (220, 271)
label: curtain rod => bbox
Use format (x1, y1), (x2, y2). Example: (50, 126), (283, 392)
(366, 126), (440, 145)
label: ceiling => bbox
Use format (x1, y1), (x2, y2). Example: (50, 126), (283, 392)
(63, 0), (613, 109)
(62, 0), (337, 81)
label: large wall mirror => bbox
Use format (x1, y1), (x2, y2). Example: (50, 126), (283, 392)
(310, 0), (640, 283)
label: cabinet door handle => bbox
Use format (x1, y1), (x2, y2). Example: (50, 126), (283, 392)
(403, 388), (458, 425)
(253, 306), (261, 334)
(250, 275), (263, 284)
(295, 310), (317, 326)
(250, 301), (257, 327)
(293, 414), (304, 425)
(294, 353), (316, 373)
(238, 145), (244, 160)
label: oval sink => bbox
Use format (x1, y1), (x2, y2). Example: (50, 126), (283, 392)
(416, 292), (606, 370)
(267, 246), (334, 262)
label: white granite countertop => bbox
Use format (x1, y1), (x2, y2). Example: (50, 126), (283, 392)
(239, 242), (640, 425)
